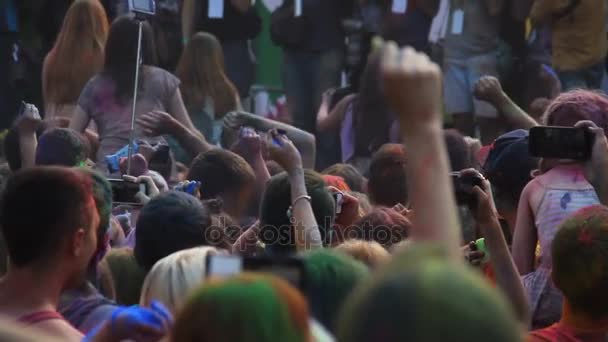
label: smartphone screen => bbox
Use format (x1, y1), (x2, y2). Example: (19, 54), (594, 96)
(529, 126), (593, 160)
(130, 0), (156, 13)
(109, 179), (146, 205)
(206, 255), (243, 278)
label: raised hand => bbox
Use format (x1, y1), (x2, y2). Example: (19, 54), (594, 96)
(381, 44), (442, 133)
(264, 129), (302, 173)
(231, 127), (263, 161)
(473, 76), (505, 105)
(15, 103), (42, 134)
(575, 121), (608, 204)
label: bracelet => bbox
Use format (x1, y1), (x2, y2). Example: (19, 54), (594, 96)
(292, 195), (312, 207)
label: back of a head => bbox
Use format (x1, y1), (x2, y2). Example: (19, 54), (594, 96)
(552, 205), (608, 319)
(259, 170), (335, 255)
(483, 130), (537, 209)
(0, 167), (92, 268)
(172, 274), (310, 342)
(187, 149), (255, 200)
(335, 240), (391, 269)
(303, 249), (369, 333)
(35, 128), (88, 167)
(338, 245), (521, 342)
(444, 129), (472, 171)
(323, 163), (366, 193)
(368, 144), (408, 207)
(104, 15), (157, 102)
(140, 246), (221, 312)
(346, 207), (411, 249)
(543, 90), (608, 131)
(135, 191), (215, 270)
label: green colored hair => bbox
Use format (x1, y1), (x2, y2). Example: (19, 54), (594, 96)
(172, 274), (309, 342)
(338, 244), (521, 342)
(552, 205), (608, 318)
(303, 249), (369, 333)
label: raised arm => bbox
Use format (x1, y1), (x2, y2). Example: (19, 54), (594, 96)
(471, 177), (530, 325)
(15, 104), (43, 169)
(266, 130), (322, 252)
(69, 105), (91, 133)
(138, 111), (213, 159)
(381, 44), (461, 260)
(474, 76), (538, 130)
(316, 91), (355, 133)
(224, 111), (316, 169)
(576, 121), (608, 205)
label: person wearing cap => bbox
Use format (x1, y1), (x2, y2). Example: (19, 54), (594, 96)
(483, 129), (538, 236)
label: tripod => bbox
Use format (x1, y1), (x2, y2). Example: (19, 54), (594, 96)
(126, 17), (146, 176)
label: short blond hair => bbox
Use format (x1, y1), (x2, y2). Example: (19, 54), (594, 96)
(335, 240), (390, 269)
(140, 246), (222, 312)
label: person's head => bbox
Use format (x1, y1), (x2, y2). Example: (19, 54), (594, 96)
(259, 170), (335, 255)
(303, 249), (369, 333)
(76, 168), (113, 277)
(322, 175), (351, 192)
(187, 149), (256, 219)
(171, 274), (310, 342)
(345, 207), (410, 249)
(354, 50), (393, 157)
(367, 144), (408, 207)
(176, 32), (238, 118)
(35, 128), (89, 167)
(0, 167), (99, 286)
(551, 205), (608, 319)
(338, 245), (522, 341)
(322, 163), (366, 193)
(135, 191), (219, 270)
(483, 130), (537, 215)
(444, 129), (473, 171)
(44, 0), (109, 105)
(103, 15), (157, 103)
(140, 247), (223, 313)
(543, 90), (608, 131)
(335, 240), (390, 269)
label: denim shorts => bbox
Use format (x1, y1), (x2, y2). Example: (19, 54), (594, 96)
(443, 53), (499, 118)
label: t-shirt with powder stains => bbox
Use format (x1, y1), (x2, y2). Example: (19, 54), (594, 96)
(78, 66), (180, 172)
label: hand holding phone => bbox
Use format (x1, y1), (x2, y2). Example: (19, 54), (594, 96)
(451, 171), (484, 206)
(529, 126), (594, 160)
(14, 102), (42, 133)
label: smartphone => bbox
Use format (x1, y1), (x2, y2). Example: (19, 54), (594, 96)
(206, 255), (307, 291)
(129, 0), (156, 15)
(333, 192), (344, 215)
(109, 179), (147, 206)
(451, 172), (483, 206)
(529, 126), (594, 160)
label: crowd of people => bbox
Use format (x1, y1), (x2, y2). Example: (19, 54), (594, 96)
(1, 0), (608, 341)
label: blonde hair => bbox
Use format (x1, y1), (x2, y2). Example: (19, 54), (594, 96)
(335, 240), (390, 269)
(139, 246), (222, 312)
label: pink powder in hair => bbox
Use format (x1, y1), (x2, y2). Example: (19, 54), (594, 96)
(543, 90), (608, 131)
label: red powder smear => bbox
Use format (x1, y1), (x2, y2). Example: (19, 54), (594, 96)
(578, 228), (593, 245)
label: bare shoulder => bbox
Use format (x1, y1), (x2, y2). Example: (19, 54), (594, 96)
(33, 319), (83, 342)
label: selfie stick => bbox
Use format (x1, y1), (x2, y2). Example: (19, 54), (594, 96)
(126, 19), (144, 176)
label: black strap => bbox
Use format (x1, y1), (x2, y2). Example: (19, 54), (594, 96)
(553, 0), (580, 21)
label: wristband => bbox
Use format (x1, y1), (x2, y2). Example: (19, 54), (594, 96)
(292, 195), (311, 207)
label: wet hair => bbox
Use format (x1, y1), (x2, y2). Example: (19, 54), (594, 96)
(35, 128), (89, 167)
(259, 170), (335, 255)
(444, 129), (472, 171)
(322, 163), (366, 192)
(303, 249), (369, 333)
(338, 245), (521, 342)
(367, 144), (408, 207)
(1, 167), (93, 267)
(335, 239), (390, 269)
(551, 205), (608, 318)
(172, 274), (310, 342)
(543, 90), (608, 131)
(344, 207), (410, 249)
(187, 149), (255, 200)
(135, 191), (217, 270)
(103, 15), (157, 103)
